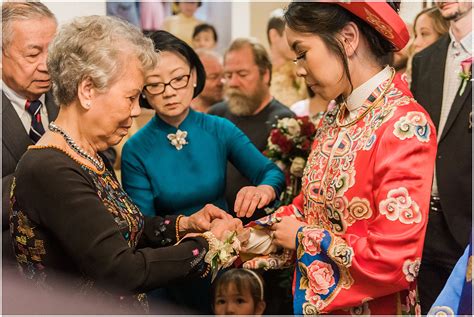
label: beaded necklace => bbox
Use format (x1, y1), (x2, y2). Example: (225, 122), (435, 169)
(48, 121), (104, 170)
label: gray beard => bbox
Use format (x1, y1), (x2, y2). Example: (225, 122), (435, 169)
(226, 88), (265, 116)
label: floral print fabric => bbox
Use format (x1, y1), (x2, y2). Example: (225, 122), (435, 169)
(273, 74), (437, 315)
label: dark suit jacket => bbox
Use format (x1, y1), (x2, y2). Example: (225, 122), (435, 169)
(2, 91), (59, 262)
(411, 35), (472, 262)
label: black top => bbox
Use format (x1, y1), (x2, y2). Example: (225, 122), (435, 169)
(9, 146), (209, 311)
(208, 99), (294, 219)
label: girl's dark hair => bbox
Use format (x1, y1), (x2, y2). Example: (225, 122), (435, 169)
(193, 23), (218, 43)
(212, 269), (264, 309)
(140, 30), (206, 108)
(284, 2), (396, 97)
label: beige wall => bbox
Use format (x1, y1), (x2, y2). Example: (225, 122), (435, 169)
(249, 2), (289, 51)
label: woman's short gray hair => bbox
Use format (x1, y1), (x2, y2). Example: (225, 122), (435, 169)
(47, 15), (157, 105)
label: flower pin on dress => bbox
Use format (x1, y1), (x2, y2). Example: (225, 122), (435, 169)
(167, 129), (188, 150)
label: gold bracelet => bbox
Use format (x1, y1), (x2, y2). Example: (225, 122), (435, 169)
(175, 215), (184, 242)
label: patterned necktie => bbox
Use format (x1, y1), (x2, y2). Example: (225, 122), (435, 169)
(25, 100), (45, 143)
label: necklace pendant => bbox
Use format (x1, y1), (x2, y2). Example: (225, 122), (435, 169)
(167, 129), (188, 150)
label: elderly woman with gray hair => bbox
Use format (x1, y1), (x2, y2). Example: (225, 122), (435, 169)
(9, 15), (242, 313)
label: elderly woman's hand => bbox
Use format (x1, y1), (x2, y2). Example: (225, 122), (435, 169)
(179, 204), (232, 234)
(209, 217), (243, 240)
(234, 185), (276, 218)
(270, 216), (306, 250)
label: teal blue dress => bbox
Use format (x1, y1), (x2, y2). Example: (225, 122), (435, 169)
(121, 109), (284, 217)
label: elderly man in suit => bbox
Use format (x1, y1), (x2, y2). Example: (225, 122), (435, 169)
(2, 2), (58, 265)
(411, 1), (472, 313)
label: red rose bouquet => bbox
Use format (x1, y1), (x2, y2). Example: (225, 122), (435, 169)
(264, 116), (317, 205)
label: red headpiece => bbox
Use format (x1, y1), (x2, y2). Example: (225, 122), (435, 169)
(336, 1), (409, 51)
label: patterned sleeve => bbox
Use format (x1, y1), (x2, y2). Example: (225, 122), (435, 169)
(293, 109), (437, 314)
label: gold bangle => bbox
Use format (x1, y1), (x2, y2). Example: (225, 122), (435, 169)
(175, 215), (184, 242)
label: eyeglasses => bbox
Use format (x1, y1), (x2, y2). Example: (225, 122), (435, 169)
(144, 72), (191, 95)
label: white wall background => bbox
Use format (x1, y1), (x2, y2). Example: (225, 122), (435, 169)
(44, 1), (106, 24)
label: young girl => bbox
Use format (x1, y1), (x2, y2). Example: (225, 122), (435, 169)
(213, 269), (266, 315)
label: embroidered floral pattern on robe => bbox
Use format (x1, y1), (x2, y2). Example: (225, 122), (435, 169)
(271, 74), (437, 315)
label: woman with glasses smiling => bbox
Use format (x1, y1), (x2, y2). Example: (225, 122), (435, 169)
(120, 30), (284, 313)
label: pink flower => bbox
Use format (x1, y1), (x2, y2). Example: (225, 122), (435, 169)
(301, 229), (325, 255)
(459, 56), (472, 96)
(307, 260), (335, 295)
(461, 57), (473, 75)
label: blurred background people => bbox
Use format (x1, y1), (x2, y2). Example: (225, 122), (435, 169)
(290, 86), (332, 126)
(192, 49), (224, 113)
(266, 8), (307, 107)
(404, 6), (449, 85)
(121, 31), (284, 313)
(192, 23), (218, 50)
(412, 6), (450, 53)
(212, 269), (266, 316)
(411, 1), (472, 313)
(163, 1), (203, 46)
(106, 1), (139, 27)
(140, 1), (168, 32)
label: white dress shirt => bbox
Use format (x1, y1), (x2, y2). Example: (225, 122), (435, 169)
(2, 80), (49, 134)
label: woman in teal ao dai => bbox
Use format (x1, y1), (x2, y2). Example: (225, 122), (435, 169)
(121, 31), (284, 313)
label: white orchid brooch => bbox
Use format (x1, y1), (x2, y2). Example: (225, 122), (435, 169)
(167, 129), (188, 150)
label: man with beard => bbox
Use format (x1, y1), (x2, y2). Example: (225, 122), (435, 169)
(192, 49), (224, 113)
(208, 37), (294, 316)
(209, 37), (294, 218)
(411, 1), (472, 313)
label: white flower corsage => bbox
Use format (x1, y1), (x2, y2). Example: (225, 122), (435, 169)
(203, 230), (241, 281)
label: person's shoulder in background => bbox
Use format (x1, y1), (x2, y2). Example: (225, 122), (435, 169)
(207, 101), (228, 116)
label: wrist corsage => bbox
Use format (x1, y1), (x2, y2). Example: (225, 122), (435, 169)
(459, 57), (472, 96)
(203, 231), (241, 281)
